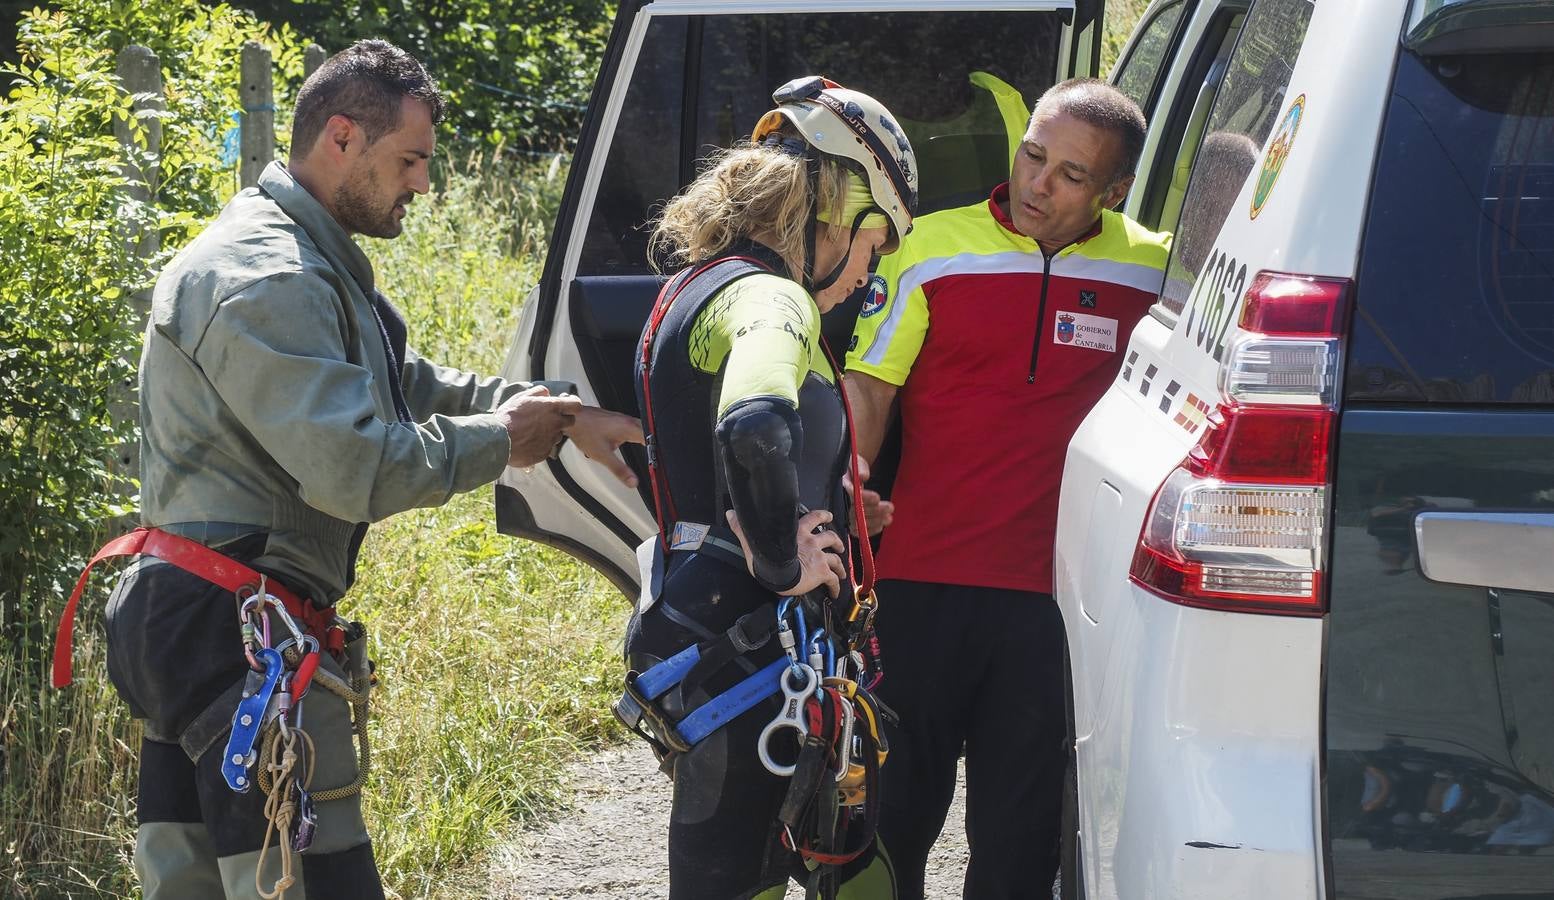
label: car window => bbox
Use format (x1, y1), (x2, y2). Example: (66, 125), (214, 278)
(1155, 0), (1315, 320)
(574, 10), (1064, 277)
(1147, 12), (1243, 238)
(1112, 0), (1189, 118)
(1346, 51), (1554, 404)
(575, 17), (687, 276)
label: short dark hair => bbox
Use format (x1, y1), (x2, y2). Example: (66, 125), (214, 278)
(1030, 78), (1147, 184)
(289, 40), (446, 158)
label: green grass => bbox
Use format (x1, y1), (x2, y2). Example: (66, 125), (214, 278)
(333, 151), (633, 896)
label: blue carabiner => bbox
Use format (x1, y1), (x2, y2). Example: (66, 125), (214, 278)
(220, 647), (284, 793)
(809, 627), (837, 678)
(793, 606), (810, 663)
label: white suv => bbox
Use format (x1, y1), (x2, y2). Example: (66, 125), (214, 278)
(1058, 0), (1554, 897)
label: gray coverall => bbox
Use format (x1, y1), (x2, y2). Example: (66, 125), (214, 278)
(109, 161), (531, 898)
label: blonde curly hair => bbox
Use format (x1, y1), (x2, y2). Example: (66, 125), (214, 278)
(648, 134), (851, 282)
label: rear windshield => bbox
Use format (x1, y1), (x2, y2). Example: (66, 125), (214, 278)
(1346, 50), (1554, 403)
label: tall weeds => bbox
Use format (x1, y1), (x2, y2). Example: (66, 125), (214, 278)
(349, 152), (628, 894)
(2, 12), (172, 895)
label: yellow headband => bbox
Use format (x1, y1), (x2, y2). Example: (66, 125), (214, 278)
(817, 173), (889, 231)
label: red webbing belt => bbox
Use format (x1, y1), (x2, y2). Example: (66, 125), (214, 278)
(51, 527), (338, 688)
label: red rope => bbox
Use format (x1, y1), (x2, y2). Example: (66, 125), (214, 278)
(819, 338), (876, 599)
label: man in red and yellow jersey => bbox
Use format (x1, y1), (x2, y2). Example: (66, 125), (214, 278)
(844, 78), (1170, 898)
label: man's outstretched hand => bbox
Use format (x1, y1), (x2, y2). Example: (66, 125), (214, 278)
(497, 387), (643, 487)
(497, 385), (581, 468)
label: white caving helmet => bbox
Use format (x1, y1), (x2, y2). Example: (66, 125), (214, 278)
(752, 76), (918, 257)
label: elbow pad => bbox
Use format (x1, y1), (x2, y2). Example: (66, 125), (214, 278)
(716, 397), (804, 593)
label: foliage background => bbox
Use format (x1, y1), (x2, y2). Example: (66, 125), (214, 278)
(236, 0), (615, 151)
(1104, 0), (1152, 79)
(0, 1), (303, 892)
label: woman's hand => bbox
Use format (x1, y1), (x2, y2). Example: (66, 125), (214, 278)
(842, 454), (893, 537)
(565, 406), (644, 487)
(726, 508), (847, 598)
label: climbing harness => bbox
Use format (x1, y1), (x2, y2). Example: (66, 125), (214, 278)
(52, 527), (344, 688)
(55, 527), (374, 899)
(618, 251), (894, 895)
(762, 597), (893, 878)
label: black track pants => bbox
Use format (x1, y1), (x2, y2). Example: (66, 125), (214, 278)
(106, 535), (383, 899)
(626, 554), (895, 900)
(872, 580), (1066, 899)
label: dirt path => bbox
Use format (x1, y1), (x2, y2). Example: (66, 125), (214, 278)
(480, 742), (969, 898)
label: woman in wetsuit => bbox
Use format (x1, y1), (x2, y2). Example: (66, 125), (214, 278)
(621, 77), (917, 899)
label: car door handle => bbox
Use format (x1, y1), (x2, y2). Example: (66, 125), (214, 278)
(1415, 511), (1554, 594)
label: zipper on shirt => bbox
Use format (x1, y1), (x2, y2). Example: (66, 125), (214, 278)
(1026, 249), (1055, 384)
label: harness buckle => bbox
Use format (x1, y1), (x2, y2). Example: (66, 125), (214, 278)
(614, 672), (693, 761)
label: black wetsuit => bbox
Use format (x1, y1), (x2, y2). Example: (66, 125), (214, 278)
(625, 245), (889, 899)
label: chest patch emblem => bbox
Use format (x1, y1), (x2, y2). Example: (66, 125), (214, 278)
(1079, 290), (1097, 308)
(1054, 310), (1119, 353)
(670, 521), (709, 551)
(859, 274), (888, 318)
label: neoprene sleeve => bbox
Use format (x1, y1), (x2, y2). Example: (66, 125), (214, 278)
(716, 397), (805, 593)
(687, 273), (819, 415)
(689, 273), (827, 593)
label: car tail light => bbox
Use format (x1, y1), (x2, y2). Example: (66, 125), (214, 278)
(1129, 273), (1351, 615)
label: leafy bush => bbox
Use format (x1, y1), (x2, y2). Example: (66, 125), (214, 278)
(1102, 0), (1150, 78)
(0, 1), (305, 893)
(0, 14), (147, 889)
(58, 0), (308, 236)
(236, 0), (615, 151)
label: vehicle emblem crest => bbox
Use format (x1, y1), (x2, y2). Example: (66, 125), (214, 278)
(1251, 94), (1305, 220)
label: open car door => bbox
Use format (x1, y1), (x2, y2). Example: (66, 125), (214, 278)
(495, 0), (1104, 594)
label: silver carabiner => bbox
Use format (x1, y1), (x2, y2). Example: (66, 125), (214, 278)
(834, 694), (855, 782)
(264, 596), (308, 651)
(271, 633), (320, 661)
(758, 663), (818, 776)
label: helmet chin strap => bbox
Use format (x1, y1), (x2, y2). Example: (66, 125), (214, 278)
(802, 154), (821, 292)
(796, 147), (881, 296)
(809, 206), (875, 295)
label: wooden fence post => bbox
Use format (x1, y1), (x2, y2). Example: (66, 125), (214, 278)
(113, 45), (162, 271)
(240, 41), (274, 189)
(304, 43), (327, 78)
(111, 45), (163, 483)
